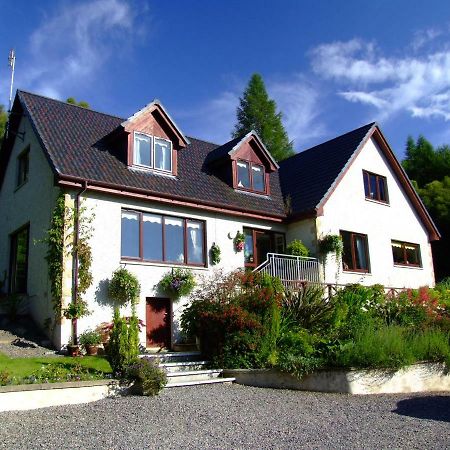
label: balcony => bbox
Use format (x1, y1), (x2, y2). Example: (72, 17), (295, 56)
(254, 253), (321, 289)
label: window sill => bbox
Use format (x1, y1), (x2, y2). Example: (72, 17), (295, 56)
(393, 264), (423, 270)
(364, 198), (390, 206)
(129, 165), (176, 179)
(14, 180), (28, 193)
(121, 259), (209, 270)
(342, 270), (371, 275)
(234, 189), (270, 199)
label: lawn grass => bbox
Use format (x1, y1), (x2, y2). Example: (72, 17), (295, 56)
(0, 352), (112, 382)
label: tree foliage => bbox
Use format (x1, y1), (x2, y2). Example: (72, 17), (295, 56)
(233, 73), (294, 162)
(66, 97), (90, 109)
(0, 104), (7, 147)
(402, 136), (450, 280)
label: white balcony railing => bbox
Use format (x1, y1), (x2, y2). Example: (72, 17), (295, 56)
(254, 253), (321, 289)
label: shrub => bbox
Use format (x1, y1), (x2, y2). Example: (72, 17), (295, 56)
(409, 328), (450, 366)
(125, 358), (167, 396)
(180, 270), (283, 368)
(0, 369), (11, 386)
(282, 284), (334, 332)
(109, 267), (140, 307)
(79, 329), (102, 346)
(159, 268), (196, 299)
(286, 239), (309, 257)
(107, 308), (140, 376)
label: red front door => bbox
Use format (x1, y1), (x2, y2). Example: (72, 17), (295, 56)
(146, 297), (171, 348)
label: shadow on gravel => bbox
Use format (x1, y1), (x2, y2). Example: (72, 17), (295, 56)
(393, 396), (450, 422)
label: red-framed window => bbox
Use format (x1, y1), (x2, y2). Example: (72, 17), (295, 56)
(9, 224), (30, 294)
(235, 160), (266, 193)
(391, 241), (421, 267)
(243, 228), (285, 268)
(121, 210), (206, 266)
(340, 230), (370, 273)
(363, 170), (389, 203)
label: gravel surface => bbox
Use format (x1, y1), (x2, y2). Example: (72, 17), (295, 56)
(0, 384), (448, 449)
(0, 315), (59, 358)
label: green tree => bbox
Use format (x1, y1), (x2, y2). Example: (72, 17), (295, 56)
(66, 97), (90, 109)
(403, 136), (450, 280)
(233, 73), (294, 161)
(403, 135), (450, 186)
(0, 105), (8, 146)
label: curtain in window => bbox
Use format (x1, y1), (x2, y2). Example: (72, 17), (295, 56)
(355, 235), (368, 270)
(165, 217), (184, 262)
(121, 212), (140, 257)
(143, 214), (163, 260)
(187, 221), (204, 264)
(155, 138), (171, 171)
(134, 135), (151, 166)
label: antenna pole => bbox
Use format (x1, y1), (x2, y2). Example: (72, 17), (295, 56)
(8, 49), (16, 113)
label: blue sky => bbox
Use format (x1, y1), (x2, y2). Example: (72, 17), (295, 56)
(1, 0), (450, 158)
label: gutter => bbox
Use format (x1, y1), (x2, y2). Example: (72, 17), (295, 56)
(72, 180), (88, 345)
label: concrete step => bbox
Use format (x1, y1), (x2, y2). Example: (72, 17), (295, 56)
(165, 377), (236, 388)
(166, 369), (223, 384)
(160, 361), (209, 373)
(141, 351), (202, 363)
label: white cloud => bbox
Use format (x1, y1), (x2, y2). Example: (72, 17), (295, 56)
(270, 76), (325, 147)
(411, 27), (443, 51)
(311, 38), (450, 121)
(19, 0), (138, 99)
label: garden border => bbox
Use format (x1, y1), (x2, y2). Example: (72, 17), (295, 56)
(0, 379), (124, 412)
(223, 362), (450, 395)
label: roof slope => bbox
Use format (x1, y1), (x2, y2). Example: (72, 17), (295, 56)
(16, 91), (286, 218)
(278, 123), (375, 216)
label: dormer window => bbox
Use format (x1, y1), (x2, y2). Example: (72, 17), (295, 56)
(236, 160), (266, 193)
(133, 132), (172, 173)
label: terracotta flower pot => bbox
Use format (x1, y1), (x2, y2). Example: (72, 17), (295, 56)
(67, 344), (81, 357)
(85, 344), (99, 356)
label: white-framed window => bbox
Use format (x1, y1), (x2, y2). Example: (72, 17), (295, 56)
(133, 132), (172, 173)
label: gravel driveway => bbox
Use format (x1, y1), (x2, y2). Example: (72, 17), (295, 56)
(0, 384), (448, 449)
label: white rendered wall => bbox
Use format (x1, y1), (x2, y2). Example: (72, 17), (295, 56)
(317, 136), (435, 288)
(286, 218), (318, 257)
(72, 191), (286, 347)
(0, 116), (59, 335)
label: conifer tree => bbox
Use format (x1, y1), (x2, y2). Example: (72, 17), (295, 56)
(233, 73), (294, 161)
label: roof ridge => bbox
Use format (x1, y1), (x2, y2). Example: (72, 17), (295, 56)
(281, 122), (377, 163)
(17, 89), (125, 121)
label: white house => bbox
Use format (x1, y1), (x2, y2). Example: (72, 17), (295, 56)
(0, 91), (440, 349)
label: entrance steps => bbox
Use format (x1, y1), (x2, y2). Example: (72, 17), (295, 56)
(141, 351), (235, 387)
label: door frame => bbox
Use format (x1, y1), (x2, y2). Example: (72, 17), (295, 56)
(145, 297), (173, 349)
(244, 228), (286, 268)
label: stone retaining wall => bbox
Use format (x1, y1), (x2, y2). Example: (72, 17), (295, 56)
(223, 363), (450, 394)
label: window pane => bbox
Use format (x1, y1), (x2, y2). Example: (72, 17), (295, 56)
(341, 231), (353, 271)
(369, 174), (377, 199)
(237, 161), (250, 188)
(121, 211), (140, 258)
(363, 172), (370, 198)
(405, 244), (420, 265)
(187, 221), (204, 264)
(377, 177), (387, 202)
(354, 235), (369, 270)
(164, 217), (184, 263)
(391, 241), (404, 264)
(143, 214), (163, 261)
(244, 229), (254, 264)
(11, 227), (29, 293)
(252, 164), (265, 191)
(154, 138), (172, 172)
(134, 134), (152, 167)
(17, 151), (29, 186)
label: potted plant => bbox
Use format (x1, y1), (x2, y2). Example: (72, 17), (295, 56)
(234, 231), (245, 252)
(79, 329), (102, 356)
(210, 242), (221, 265)
(159, 268), (196, 300)
(66, 336), (81, 357)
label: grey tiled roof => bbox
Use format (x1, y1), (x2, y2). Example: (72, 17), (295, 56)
(278, 123), (375, 216)
(16, 91), (286, 218)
